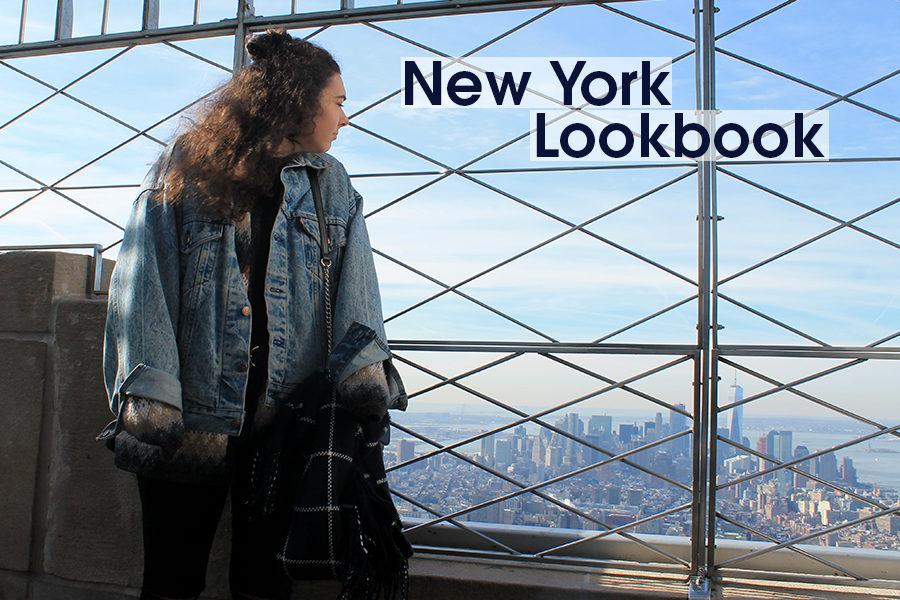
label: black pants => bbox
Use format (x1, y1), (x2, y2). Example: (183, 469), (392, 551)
(136, 441), (293, 600)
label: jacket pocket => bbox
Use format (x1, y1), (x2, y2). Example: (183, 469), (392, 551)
(294, 212), (347, 280)
(180, 219), (225, 290)
(181, 219), (226, 252)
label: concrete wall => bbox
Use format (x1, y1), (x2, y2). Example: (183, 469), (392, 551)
(0, 251), (348, 600)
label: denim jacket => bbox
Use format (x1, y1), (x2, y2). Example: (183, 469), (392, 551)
(97, 143), (407, 449)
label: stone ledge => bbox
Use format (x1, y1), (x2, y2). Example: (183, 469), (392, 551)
(0, 251), (113, 334)
(409, 552), (688, 599)
(406, 553), (900, 600)
(4, 553), (900, 599)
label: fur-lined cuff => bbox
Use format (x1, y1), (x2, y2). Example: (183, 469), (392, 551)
(338, 361), (388, 422)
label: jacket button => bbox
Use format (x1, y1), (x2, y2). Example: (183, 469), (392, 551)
(241, 306), (251, 316)
(236, 361), (248, 372)
(231, 417), (241, 428)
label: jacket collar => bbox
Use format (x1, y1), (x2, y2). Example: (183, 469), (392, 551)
(283, 151), (333, 170)
(279, 152), (336, 219)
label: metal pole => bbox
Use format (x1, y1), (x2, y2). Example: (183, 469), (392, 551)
(18, 0), (27, 44)
(54, 0), (73, 41)
(701, 0), (718, 596)
(690, 346), (705, 575)
(142, 0), (160, 30)
(689, 0), (708, 588)
(101, 0), (110, 35)
(233, 0), (254, 73)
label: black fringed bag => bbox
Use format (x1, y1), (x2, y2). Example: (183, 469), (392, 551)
(242, 167), (413, 600)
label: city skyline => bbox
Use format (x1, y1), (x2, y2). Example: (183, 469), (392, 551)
(383, 405), (900, 551)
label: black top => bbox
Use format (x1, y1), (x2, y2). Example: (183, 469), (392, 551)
(238, 184), (282, 439)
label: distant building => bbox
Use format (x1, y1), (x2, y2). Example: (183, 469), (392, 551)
(565, 413), (584, 458)
(724, 454), (754, 476)
(876, 515), (900, 534)
(606, 485), (622, 505)
(398, 439), (416, 462)
(626, 489), (643, 506)
(816, 452), (839, 483)
(670, 404), (689, 454)
(590, 414), (613, 435)
(531, 434), (545, 465)
(481, 434), (495, 466)
(670, 405), (688, 433)
(585, 433), (602, 464)
(729, 383), (744, 443)
(619, 423), (638, 444)
(773, 431), (793, 463)
(548, 445), (563, 468)
(793, 445), (811, 488)
(768, 430), (793, 492)
(495, 438), (513, 466)
(840, 456), (858, 485)
(514, 425), (527, 457)
(716, 426), (732, 473)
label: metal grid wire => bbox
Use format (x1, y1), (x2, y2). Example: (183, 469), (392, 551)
(0, 0), (897, 591)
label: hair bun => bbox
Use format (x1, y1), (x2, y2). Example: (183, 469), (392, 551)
(246, 28), (291, 63)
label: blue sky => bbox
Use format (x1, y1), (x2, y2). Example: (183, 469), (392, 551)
(0, 0), (897, 419)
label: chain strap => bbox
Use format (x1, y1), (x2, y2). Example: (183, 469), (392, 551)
(322, 254), (333, 356)
(309, 167), (338, 580)
(307, 167), (335, 374)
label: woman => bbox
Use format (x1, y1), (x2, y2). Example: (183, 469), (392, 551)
(97, 28), (407, 600)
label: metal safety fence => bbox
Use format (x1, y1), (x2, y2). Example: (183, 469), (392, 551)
(0, 0), (897, 595)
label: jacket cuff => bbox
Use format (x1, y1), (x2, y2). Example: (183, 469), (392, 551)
(328, 322), (388, 383)
(118, 363), (183, 412)
(383, 357), (408, 412)
(327, 321), (408, 412)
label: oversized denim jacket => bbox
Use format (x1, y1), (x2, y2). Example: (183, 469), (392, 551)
(97, 143), (407, 449)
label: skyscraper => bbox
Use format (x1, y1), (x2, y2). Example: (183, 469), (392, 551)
(495, 438), (513, 466)
(670, 404), (688, 433)
(532, 434), (545, 465)
(548, 445), (563, 468)
(589, 414), (613, 435)
(670, 404), (689, 454)
(841, 456), (858, 485)
(773, 431), (793, 463)
(619, 423), (638, 444)
(585, 433), (601, 464)
(768, 430), (793, 491)
(793, 445), (811, 488)
(565, 413), (585, 460)
(566, 413), (584, 436)
(817, 452), (839, 483)
(514, 425), (527, 457)
(398, 439), (416, 462)
(481, 434), (495, 466)
(729, 383), (744, 444)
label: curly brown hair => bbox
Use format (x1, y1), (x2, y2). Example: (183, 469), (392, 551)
(157, 28), (340, 220)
